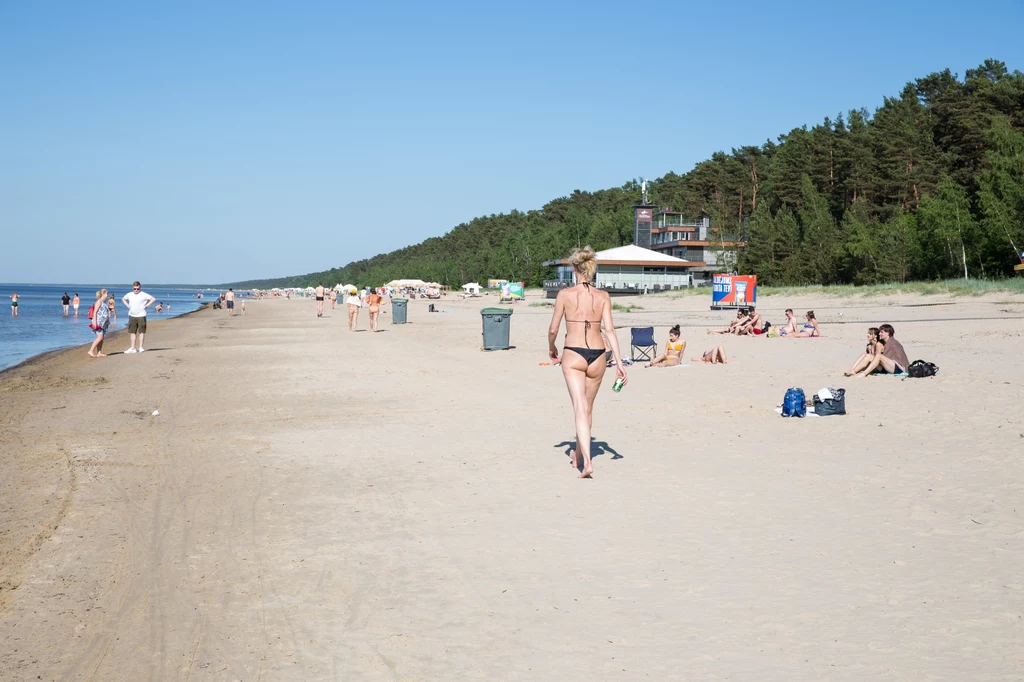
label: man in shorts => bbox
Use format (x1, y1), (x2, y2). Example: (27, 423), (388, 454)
(314, 283), (325, 318)
(225, 288), (235, 315)
(855, 323), (910, 376)
(122, 281), (156, 353)
(62, 292), (71, 316)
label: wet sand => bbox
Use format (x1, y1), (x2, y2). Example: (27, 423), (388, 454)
(1, 292), (1022, 680)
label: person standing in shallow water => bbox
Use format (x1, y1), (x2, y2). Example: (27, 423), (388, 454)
(10, 293), (18, 316)
(547, 246), (627, 479)
(72, 293), (80, 316)
(62, 292), (71, 316)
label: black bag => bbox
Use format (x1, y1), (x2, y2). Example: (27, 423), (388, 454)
(813, 388), (846, 416)
(907, 360), (938, 378)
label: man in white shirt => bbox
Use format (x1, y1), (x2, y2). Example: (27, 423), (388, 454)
(122, 281), (156, 353)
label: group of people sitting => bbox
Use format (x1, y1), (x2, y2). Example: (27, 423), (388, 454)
(845, 324), (910, 376)
(645, 325), (731, 368)
(707, 308), (820, 338)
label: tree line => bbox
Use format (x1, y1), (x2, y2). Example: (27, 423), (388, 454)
(230, 59), (1024, 290)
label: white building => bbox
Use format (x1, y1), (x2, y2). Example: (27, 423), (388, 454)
(543, 244), (704, 298)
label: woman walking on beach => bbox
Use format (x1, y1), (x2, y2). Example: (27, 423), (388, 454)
(365, 290), (383, 332)
(548, 246), (627, 479)
(346, 290), (361, 332)
(88, 289), (110, 357)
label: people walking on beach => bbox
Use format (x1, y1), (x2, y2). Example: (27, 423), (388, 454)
(548, 246), (627, 479)
(62, 292), (71, 316)
(346, 290), (361, 331)
(330, 289), (337, 310)
(88, 289), (111, 357)
(646, 324), (685, 367)
(122, 281), (155, 353)
(365, 290), (383, 332)
(72, 293), (80, 316)
(314, 283), (326, 317)
(853, 323), (910, 376)
(225, 289), (235, 315)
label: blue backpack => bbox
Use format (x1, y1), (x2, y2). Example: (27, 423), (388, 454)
(781, 388), (806, 418)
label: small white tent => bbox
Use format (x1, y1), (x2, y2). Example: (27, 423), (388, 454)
(462, 282), (481, 295)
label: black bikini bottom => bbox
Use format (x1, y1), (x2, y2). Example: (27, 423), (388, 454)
(564, 347), (606, 366)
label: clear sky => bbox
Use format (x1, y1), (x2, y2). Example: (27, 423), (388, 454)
(2, 0), (1023, 284)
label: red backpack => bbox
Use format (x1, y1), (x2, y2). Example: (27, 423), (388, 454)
(86, 305), (95, 320)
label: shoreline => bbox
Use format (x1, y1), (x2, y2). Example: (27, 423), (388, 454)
(0, 302), (211, 377)
(1, 293), (1022, 680)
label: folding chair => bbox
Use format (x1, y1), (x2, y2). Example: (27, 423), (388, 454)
(630, 327), (657, 362)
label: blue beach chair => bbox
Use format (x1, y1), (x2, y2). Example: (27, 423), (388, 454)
(630, 327), (656, 362)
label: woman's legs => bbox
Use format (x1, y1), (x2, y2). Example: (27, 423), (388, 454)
(348, 306), (358, 331)
(562, 353), (607, 478)
(88, 333), (104, 357)
(846, 353), (871, 376)
(712, 346), (727, 363)
(370, 311), (379, 331)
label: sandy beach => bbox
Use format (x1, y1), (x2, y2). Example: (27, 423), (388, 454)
(1, 291), (1022, 680)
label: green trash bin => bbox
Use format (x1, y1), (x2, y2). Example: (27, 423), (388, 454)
(392, 298), (408, 324)
(481, 307), (513, 350)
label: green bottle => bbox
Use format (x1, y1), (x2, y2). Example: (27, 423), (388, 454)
(612, 375), (625, 392)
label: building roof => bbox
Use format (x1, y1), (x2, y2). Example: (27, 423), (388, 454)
(595, 244), (692, 263)
(544, 244), (704, 267)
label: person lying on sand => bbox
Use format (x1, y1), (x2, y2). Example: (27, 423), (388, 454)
(646, 324), (685, 367)
(845, 327), (882, 376)
(708, 309), (748, 335)
(693, 346), (731, 364)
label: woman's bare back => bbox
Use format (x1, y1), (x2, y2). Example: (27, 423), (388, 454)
(560, 284), (608, 349)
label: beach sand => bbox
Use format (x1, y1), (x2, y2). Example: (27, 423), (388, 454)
(1, 292), (1022, 680)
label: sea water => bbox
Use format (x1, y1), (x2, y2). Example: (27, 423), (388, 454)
(0, 283), (211, 371)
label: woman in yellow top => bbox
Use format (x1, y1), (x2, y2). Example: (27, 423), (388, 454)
(647, 324), (686, 367)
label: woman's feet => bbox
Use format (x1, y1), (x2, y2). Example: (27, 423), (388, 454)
(569, 448), (578, 469)
(579, 464), (593, 479)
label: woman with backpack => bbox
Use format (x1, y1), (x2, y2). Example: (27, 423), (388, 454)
(88, 289), (110, 358)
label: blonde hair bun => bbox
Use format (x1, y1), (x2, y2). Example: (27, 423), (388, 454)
(569, 246), (598, 282)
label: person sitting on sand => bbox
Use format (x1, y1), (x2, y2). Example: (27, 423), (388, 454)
(647, 324), (686, 367)
(854, 324), (910, 376)
(708, 309), (748, 335)
(786, 310), (820, 338)
(845, 327), (882, 376)
(778, 308), (798, 335)
(693, 346), (730, 364)
(739, 308), (763, 335)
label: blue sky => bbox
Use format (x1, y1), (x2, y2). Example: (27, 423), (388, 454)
(2, 0), (1023, 284)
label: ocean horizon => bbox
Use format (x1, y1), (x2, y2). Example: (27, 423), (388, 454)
(0, 283), (221, 371)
